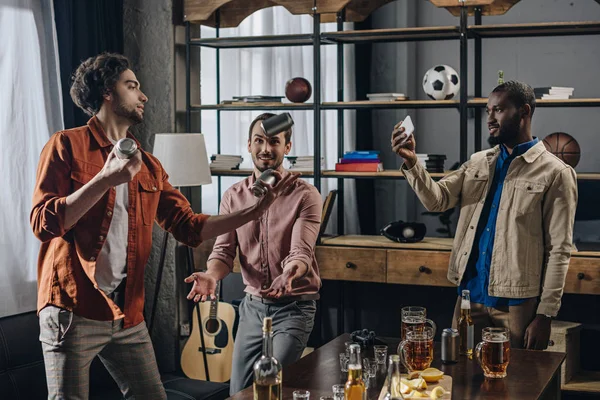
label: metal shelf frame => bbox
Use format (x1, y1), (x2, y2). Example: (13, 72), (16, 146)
(184, 4), (600, 232)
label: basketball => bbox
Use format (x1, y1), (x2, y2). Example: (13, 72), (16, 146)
(285, 77), (312, 103)
(542, 132), (581, 168)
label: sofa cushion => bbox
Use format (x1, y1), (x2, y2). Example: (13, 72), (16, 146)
(0, 311), (230, 400)
(0, 311), (47, 399)
(163, 374), (229, 400)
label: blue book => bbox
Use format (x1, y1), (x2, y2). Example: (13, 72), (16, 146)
(343, 153), (380, 160)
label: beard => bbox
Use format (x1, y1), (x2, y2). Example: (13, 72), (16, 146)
(252, 153), (284, 172)
(488, 113), (520, 147)
(112, 94), (143, 125)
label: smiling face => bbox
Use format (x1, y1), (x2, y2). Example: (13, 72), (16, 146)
(247, 123), (291, 173)
(485, 91), (523, 147)
(106, 69), (148, 125)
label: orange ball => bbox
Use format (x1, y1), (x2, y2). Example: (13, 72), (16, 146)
(542, 132), (581, 168)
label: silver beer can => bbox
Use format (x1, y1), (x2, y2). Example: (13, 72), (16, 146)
(441, 328), (459, 364)
(115, 138), (138, 159)
(251, 169), (277, 198)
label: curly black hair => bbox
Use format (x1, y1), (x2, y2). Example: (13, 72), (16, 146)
(248, 113), (292, 144)
(69, 53), (131, 116)
(491, 80), (536, 117)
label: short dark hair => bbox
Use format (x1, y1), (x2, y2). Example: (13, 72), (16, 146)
(491, 80), (536, 117)
(248, 113), (292, 144)
(70, 53), (131, 116)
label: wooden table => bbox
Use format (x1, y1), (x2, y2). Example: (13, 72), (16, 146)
(229, 334), (565, 400)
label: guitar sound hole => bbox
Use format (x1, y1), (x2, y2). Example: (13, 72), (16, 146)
(205, 318), (220, 334)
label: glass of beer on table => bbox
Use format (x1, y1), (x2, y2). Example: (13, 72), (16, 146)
(398, 326), (434, 372)
(401, 306), (437, 340)
(475, 327), (510, 379)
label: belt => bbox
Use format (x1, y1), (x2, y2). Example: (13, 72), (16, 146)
(245, 293), (319, 304)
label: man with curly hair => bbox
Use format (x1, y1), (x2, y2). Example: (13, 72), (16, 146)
(31, 53), (298, 399)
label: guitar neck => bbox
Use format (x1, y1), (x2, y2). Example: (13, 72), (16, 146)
(209, 280), (221, 319)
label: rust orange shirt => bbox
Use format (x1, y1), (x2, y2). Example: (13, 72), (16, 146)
(30, 116), (208, 328)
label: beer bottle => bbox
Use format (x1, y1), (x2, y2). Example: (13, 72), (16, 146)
(383, 355), (405, 400)
(253, 317), (282, 400)
(458, 289), (474, 357)
(344, 344), (366, 400)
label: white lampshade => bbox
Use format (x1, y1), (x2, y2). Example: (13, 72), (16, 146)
(152, 133), (212, 187)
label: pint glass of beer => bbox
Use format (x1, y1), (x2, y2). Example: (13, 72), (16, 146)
(475, 327), (510, 378)
(398, 326), (434, 372)
(401, 306), (437, 341)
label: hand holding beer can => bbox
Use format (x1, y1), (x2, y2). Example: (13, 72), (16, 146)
(115, 138), (138, 159)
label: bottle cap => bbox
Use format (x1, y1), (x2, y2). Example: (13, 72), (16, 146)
(263, 317), (273, 332)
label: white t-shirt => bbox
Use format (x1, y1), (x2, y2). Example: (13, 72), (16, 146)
(95, 139), (129, 294)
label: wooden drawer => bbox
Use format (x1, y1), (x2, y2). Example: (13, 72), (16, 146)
(316, 246), (386, 283)
(387, 250), (452, 287)
(564, 257), (600, 295)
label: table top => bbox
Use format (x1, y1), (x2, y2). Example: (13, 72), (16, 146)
(229, 334), (566, 400)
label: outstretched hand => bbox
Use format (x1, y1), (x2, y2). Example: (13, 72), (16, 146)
(184, 271), (217, 303)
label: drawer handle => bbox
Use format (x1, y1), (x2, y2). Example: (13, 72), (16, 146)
(577, 272), (585, 280)
(419, 266), (427, 273)
(346, 262), (356, 269)
(548, 340), (555, 347)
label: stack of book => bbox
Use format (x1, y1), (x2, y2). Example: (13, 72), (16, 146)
(425, 154), (446, 173)
(221, 95), (284, 104)
(366, 93), (408, 101)
(534, 87), (574, 100)
(285, 156), (324, 170)
(210, 154), (243, 170)
(335, 151), (383, 172)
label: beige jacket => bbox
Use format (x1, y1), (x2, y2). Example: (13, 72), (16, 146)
(402, 141), (577, 316)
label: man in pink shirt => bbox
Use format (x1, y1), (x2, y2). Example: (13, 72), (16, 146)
(185, 113), (323, 394)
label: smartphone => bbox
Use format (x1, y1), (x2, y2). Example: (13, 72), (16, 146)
(398, 115), (414, 145)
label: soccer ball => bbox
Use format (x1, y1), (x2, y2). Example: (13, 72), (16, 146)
(422, 65), (460, 100)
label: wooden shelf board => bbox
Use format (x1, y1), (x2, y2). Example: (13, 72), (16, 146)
(210, 169), (600, 182)
(191, 102), (313, 110)
(322, 26), (460, 43)
(562, 370), (600, 393)
(190, 34), (316, 48)
(469, 21), (600, 38)
(322, 100), (459, 109)
(322, 170), (447, 179)
(320, 235), (455, 251)
(469, 98), (600, 107)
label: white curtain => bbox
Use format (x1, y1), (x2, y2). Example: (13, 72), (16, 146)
(0, 0), (63, 317)
(199, 6), (359, 234)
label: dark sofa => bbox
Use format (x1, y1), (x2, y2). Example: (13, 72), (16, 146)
(0, 311), (229, 400)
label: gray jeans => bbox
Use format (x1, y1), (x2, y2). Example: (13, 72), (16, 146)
(229, 295), (316, 395)
(39, 305), (166, 400)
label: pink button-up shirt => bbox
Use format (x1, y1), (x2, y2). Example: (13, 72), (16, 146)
(208, 170), (322, 299)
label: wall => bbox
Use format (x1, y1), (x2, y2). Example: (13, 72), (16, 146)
(123, 0), (179, 372)
(415, 0), (600, 173)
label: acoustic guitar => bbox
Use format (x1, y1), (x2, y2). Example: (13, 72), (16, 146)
(181, 280), (236, 382)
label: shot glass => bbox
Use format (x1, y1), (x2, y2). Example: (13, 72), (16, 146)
(374, 345), (388, 365)
(332, 384), (345, 400)
(293, 390), (310, 400)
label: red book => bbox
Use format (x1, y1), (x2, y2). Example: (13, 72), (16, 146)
(335, 163), (383, 172)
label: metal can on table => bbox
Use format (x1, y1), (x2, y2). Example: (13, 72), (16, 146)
(441, 328), (459, 364)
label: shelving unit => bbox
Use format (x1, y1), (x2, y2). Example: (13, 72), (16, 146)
(183, 1), (600, 229)
(183, 2), (600, 392)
